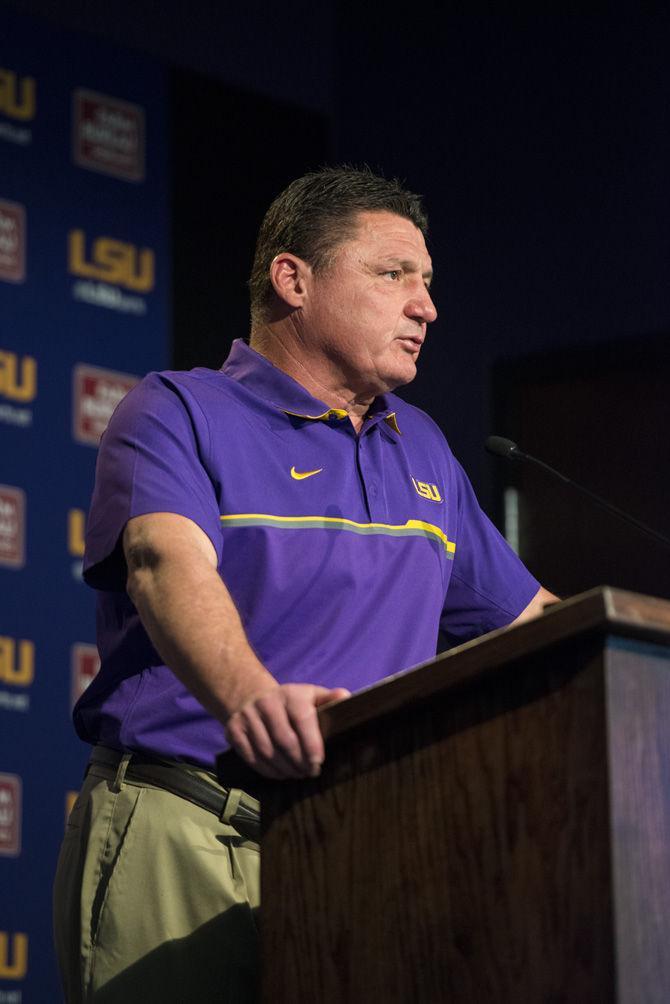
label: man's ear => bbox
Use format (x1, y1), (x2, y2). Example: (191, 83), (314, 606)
(269, 253), (310, 308)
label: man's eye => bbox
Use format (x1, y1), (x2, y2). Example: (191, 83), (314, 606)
(383, 270), (402, 280)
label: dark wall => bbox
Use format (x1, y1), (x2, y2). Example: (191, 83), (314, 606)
(4, 0), (334, 111)
(333, 13), (670, 504)
(491, 336), (670, 599)
(170, 71), (330, 371)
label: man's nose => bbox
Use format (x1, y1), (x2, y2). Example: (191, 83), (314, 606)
(405, 287), (437, 324)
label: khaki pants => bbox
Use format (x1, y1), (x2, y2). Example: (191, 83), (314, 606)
(53, 759), (260, 1003)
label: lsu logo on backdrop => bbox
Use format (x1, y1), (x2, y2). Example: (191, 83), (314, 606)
(0, 349), (35, 430)
(68, 229), (154, 292)
(68, 229), (154, 314)
(72, 88), (144, 182)
(71, 644), (100, 710)
(65, 790), (79, 823)
(0, 487), (25, 569)
(0, 931), (28, 981)
(0, 637), (33, 714)
(0, 202), (26, 284)
(0, 68), (35, 121)
(0, 638), (34, 688)
(72, 364), (139, 446)
(0, 66), (35, 149)
(0, 774), (21, 857)
(68, 508), (85, 557)
(411, 477), (443, 503)
(68, 508), (85, 581)
(0, 351), (36, 403)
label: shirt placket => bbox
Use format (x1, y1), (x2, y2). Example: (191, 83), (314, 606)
(355, 423), (388, 523)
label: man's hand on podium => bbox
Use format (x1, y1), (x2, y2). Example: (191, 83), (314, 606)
(224, 682), (351, 780)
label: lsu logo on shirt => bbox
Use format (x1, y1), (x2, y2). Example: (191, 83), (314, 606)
(411, 476), (443, 503)
(0, 351), (36, 403)
(0, 773), (21, 857)
(0, 638), (34, 688)
(0, 67), (36, 121)
(0, 931), (28, 980)
(68, 229), (154, 293)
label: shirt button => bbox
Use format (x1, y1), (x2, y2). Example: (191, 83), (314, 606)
(369, 481), (379, 497)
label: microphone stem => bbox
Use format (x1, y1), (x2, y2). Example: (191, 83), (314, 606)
(518, 450), (670, 550)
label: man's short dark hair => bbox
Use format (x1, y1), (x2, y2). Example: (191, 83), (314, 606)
(249, 165), (429, 326)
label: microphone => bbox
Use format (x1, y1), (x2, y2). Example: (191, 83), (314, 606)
(485, 436), (524, 463)
(485, 435), (670, 550)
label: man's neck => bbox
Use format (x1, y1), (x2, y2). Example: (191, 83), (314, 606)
(250, 327), (371, 433)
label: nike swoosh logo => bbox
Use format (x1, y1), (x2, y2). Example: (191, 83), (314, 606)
(290, 466), (323, 480)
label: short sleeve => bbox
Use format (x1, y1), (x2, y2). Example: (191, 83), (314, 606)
(83, 372), (223, 591)
(440, 459), (540, 644)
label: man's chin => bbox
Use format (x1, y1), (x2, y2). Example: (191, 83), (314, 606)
(353, 360), (418, 399)
(384, 360), (418, 392)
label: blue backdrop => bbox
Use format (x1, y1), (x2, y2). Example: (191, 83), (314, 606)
(0, 11), (169, 1001)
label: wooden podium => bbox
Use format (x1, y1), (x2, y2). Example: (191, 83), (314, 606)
(223, 587), (670, 1002)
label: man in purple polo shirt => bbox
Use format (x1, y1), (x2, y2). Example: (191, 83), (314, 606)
(54, 167), (556, 1003)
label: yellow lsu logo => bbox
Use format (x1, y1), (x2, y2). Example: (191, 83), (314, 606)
(68, 509), (86, 557)
(0, 931), (28, 980)
(0, 68), (35, 121)
(0, 350), (37, 403)
(411, 477), (443, 503)
(68, 229), (155, 293)
(0, 637), (34, 687)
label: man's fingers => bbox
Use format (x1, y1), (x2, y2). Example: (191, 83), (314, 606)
(225, 683), (351, 779)
(283, 685), (349, 773)
(280, 690), (325, 773)
(225, 720), (298, 779)
(255, 690), (323, 775)
(229, 710), (305, 779)
(226, 695), (312, 778)
(313, 686), (351, 706)
(226, 729), (285, 779)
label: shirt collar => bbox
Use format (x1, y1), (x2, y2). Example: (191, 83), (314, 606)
(221, 339), (401, 435)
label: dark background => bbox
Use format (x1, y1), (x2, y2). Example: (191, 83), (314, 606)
(5, 4), (670, 598)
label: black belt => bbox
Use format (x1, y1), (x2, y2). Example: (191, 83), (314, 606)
(86, 745), (261, 844)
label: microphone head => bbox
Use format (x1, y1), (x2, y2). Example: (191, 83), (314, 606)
(485, 435), (522, 461)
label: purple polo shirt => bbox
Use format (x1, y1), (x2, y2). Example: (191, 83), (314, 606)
(75, 339), (539, 767)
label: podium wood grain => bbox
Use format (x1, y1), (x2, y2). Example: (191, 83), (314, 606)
(218, 588), (670, 1002)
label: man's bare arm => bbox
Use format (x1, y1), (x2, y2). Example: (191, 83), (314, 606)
(511, 585), (560, 626)
(123, 511), (348, 779)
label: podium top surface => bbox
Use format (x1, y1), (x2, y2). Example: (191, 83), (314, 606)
(215, 586), (670, 792)
(317, 586), (670, 743)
